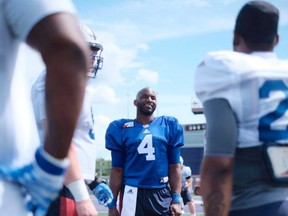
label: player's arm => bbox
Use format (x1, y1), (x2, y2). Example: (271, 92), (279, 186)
(168, 147), (182, 215)
(27, 13), (89, 159)
(169, 163), (182, 216)
(64, 144), (98, 216)
(169, 163), (182, 197)
(105, 123), (123, 215)
(168, 120), (184, 201)
(40, 117), (98, 215)
(108, 150), (124, 216)
(108, 167), (122, 216)
(109, 167), (123, 202)
(200, 99), (237, 216)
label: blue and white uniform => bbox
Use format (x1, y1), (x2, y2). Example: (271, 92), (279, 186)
(195, 50), (288, 212)
(0, 1), (75, 215)
(181, 166), (193, 205)
(181, 166), (192, 190)
(106, 116), (184, 188)
(106, 116), (184, 215)
(31, 71), (97, 181)
(31, 71), (97, 215)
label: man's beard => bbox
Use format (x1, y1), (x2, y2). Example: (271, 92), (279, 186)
(138, 106), (155, 116)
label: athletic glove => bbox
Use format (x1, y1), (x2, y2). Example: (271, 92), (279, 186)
(88, 177), (113, 206)
(0, 147), (69, 216)
(93, 183), (113, 206)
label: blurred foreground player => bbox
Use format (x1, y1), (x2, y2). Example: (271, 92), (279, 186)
(195, 1), (288, 216)
(0, 0), (90, 215)
(32, 24), (112, 216)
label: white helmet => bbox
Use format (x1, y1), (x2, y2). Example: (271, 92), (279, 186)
(79, 24), (103, 78)
(180, 156), (184, 165)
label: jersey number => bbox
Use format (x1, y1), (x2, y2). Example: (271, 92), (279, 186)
(259, 80), (288, 141)
(137, 134), (155, 161)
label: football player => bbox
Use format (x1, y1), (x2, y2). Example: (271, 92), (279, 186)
(0, 0), (90, 215)
(180, 157), (197, 216)
(31, 24), (112, 216)
(195, 1), (288, 216)
(105, 87), (184, 216)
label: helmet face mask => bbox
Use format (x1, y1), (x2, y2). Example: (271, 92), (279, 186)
(79, 24), (104, 78)
(88, 43), (103, 78)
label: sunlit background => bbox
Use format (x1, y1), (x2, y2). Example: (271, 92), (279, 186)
(16, 0), (288, 160)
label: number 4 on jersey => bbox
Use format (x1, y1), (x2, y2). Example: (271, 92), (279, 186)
(137, 134), (155, 161)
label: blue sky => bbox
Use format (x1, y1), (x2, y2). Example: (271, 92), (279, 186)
(20, 0), (288, 159)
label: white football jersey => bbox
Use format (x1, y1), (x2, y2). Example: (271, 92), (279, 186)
(181, 166), (192, 189)
(195, 51), (288, 148)
(72, 89), (97, 180)
(0, 0), (75, 168)
(31, 72), (97, 180)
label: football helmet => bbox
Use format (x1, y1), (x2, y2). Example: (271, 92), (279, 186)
(79, 24), (103, 78)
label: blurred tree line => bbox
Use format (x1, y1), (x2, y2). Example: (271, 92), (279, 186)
(96, 158), (111, 180)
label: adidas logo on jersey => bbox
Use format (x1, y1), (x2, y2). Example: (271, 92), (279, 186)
(127, 189), (133, 194)
(160, 176), (169, 183)
(123, 121), (134, 128)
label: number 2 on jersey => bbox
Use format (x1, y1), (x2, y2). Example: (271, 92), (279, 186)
(137, 134), (155, 161)
(259, 80), (288, 141)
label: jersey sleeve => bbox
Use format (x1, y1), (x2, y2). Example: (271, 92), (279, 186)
(166, 117), (184, 164)
(105, 120), (124, 151)
(4, 0), (76, 41)
(194, 51), (239, 106)
(167, 116), (184, 148)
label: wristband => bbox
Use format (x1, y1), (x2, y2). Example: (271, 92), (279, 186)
(36, 147), (69, 175)
(88, 176), (100, 190)
(66, 179), (90, 202)
(172, 193), (182, 204)
(107, 197), (117, 209)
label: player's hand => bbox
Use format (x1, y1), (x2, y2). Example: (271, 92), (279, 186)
(75, 199), (98, 216)
(92, 183), (113, 206)
(170, 194), (183, 216)
(108, 208), (120, 216)
(0, 147), (69, 216)
(170, 203), (182, 216)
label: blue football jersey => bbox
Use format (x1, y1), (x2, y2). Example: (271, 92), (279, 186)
(106, 116), (184, 188)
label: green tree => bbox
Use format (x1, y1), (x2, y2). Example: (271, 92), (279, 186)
(96, 158), (111, 180)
